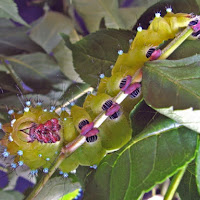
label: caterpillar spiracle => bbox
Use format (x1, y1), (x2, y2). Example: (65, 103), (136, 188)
(1, 9), (200, 178)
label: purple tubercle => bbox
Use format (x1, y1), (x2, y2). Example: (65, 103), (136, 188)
(120, 0), (135, 8)
(0, 170), (9, 188)
(14, 0), (44, 25)
(49, 52), (54, 57)
(5, 60), (10, 64)
(21, 81), (34, 92)
(14, 176), (34, 193)
(74, 9), (89, 36)
(26, 30), (31, 35)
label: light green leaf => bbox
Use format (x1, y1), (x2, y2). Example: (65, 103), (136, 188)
(2, 52), (67, 94)
(59, 189), (81, 200)
(30, 11), (74, 53)
(0, 190), (24, 200)
(83, 115), (198, 200)
(0, 19), (42, 56)
(119, 0), (160, 30)
(53, 39), (83, 83)
(156, 107), (200, 133)
(119, 7), (147, 29)
(0, 0), (28, 26)
(73, 0), (125, 32)
(34, 177), (81, 200)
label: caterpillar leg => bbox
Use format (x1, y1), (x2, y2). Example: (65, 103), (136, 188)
(189, 18), (200, 32)
(146, 48), (162, 61)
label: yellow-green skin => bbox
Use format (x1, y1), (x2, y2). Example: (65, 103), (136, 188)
(83, 94), (132, 151)
(0, 12), (194, 173)
(99, 12), (193, 97)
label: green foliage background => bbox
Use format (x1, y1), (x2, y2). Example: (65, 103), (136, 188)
(1, 0), (200, 199)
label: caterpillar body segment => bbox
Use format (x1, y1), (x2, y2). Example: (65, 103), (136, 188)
(71, 105), (93, 133)
(112, 12), (195, 76)
(88, 93), (114, 116)
(75, 137), (106, 166)
(60, 111), (78, 143)
(98, 114), (132, 151)
(59, 152), (80, 173)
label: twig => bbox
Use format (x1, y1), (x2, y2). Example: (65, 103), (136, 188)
(1, 58), (26, 93)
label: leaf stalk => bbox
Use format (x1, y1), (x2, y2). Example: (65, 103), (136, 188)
(164, 165), (187, 200)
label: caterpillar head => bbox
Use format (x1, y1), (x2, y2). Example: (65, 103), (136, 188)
(1, 105), (62, 170)
(164, 12), (194, 32)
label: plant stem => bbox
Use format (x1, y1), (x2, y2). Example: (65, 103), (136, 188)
(0, 55), (47, 81)
(159, 27), (193, 60)
(56, 86), (94, 114)
(164, 165), (187, 200)
(26, 26), (194, 200)
(25, 152), (66, 200)
(1, 58), (26, 93)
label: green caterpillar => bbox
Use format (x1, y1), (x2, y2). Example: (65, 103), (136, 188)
(1, 9), (199, 175)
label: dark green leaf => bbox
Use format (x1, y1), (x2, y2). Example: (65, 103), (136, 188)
(130, 100), (158, 137)
(0, 190), (24, 200)
(143, 55), (200, 132)
(0, 19), (42, 56)
(143, 55), (200, 110)
(168, 40), (200, 60)
(62, 29), (134, 87)
(9, 52), (65, 92)
(177, 162), (200, 200)
(0, 71), (18, 93)
(83, 116), (198, 200)
(59, 82), (91, 107)
(76, 166), (94, 189)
